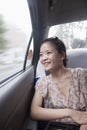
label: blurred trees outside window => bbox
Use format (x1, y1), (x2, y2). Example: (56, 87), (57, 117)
(49, 20), (87, 49)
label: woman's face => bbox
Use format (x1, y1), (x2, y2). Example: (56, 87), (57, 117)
(39, 41), (64, 72)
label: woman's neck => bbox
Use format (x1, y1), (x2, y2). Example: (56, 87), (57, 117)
(50, 67), (68, 79)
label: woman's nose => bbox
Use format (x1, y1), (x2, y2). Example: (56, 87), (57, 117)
(41, 54), (48, 60)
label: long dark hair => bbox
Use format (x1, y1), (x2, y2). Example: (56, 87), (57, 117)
(40, 37), (68, 66)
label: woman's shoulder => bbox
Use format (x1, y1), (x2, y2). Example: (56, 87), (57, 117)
(70, 67), (87, 77)
(70, 67), (87, 72)
(36, 75), (50, 84)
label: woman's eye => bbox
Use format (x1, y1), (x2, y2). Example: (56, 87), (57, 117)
(40, 53), (43, 57)
(47, 52), (52, 54)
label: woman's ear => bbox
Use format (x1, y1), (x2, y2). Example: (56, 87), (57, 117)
(61, 51), (65, 60)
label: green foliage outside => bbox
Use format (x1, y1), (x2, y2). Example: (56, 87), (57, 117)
(0, 15), (7, 51)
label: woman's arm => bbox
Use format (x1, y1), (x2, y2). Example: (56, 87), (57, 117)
(80, 106), (87, 130)
(30, 92), (70, 120)
(80, 125), (87, 130)
(30, 91), (87, 125)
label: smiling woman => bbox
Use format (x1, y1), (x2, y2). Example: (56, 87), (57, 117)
(31, 37), (87, 130)
(0, 0), (33, 83)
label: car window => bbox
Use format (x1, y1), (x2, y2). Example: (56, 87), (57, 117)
(48, 20), (87, 49)
(0, 0), (33, 83)
(26, 38), (34, 67)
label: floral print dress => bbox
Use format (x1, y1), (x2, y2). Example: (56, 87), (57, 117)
(35, 68), (87, 124)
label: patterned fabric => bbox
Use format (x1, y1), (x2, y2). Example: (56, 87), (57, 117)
(35, 68), (87, 124)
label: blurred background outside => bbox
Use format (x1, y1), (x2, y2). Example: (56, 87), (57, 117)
(0, 0), (33, 82)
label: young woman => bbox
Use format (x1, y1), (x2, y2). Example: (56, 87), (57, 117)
(30, 37), (87, 130)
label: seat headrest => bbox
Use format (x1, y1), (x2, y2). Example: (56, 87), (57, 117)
(67, 48), (87, 68)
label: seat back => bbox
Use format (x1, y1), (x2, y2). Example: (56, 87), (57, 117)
(67, 48), (87, 68)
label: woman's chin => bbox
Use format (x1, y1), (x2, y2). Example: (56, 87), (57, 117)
(44, 67), (51, 72)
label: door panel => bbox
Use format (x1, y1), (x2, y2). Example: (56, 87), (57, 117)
(0, 66), (34, 130)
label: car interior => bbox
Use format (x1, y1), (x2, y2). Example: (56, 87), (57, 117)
(0, 0), (87, 130)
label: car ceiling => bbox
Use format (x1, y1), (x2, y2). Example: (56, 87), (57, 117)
(29, 0), (87, 28)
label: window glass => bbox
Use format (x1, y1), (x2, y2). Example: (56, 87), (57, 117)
(48, 20), (87, 49)
(26, 38), (34, 67)
(0, 0), (32, 82)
